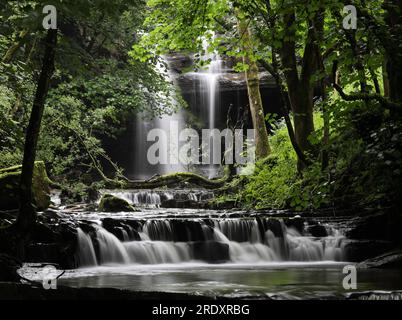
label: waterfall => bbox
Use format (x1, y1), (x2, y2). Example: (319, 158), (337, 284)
(131, 57), (186, 180)
(99, 189), (214, 207)
(76, 228), (97, 267)
(76, 217), (345, 267)
(128, 34), (228, 180)
(95, 227), (131, 264)
(199, 41), (222, 132)
(182, 36), (224, 179)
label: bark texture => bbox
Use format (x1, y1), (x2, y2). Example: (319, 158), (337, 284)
(16, 29), (57, 235)
(237, 12), (271, 160)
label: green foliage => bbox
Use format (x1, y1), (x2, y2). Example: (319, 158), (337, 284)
(1, 0), (401, 213)
(0, 0), (177, 184)
(240, 98), (402, 211)
(241, 124), (298, 209)
(0, 161), (50, 210)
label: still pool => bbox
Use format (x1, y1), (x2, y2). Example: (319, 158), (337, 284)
(52, 262), (402, 299)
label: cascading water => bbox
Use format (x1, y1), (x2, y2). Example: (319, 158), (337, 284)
(76, 228), (97, 267)
(98, 189), (213, 207)
(131, 57), (187, 180)
(187, 38), (224, 178)
(129, 34), (228, 180)
(76, 217), (345, 267)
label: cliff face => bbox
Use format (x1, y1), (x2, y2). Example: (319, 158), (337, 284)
(102, 53), (283, 179)
(166, 53), (277, 93)
(165, 52), (282, 132)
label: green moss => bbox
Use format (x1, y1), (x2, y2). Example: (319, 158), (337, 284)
(98, 194), (138, 212)
(0, 161), (51, 211)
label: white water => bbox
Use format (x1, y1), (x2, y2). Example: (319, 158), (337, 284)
(95, 227), (131, 264)
(99, 189), (213, 207)
(76, 217), (345, 267)
(132, 57), (187, 179)
(184, 36), (224, 178)
(76, 228), (97, 267)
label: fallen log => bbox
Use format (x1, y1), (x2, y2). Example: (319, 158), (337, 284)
(105, 167), (231, 190)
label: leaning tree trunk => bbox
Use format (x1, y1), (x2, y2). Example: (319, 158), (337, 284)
(237, 12), (271, 159)
(16, 29), (57, 236)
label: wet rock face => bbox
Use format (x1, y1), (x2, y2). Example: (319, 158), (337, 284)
(259, 218), (284, 238)
(26, 217), (79, 269)
(346, 209), (402, 245)
(166, 52), (276, 92)
(347, 291), (402, 300)
(102, 218), (141, 241)
(307, 224), (328, 237)
(165, 53), (193, 74)
(161, 199), (201, 209)
(176, 71), (276, 93)
(357, 250), (402, 269)
(0, 254), (21, 282)
(285, 216), (304, 234)
(98, 194), (138, 212)
(343, 239), (395, 262)
(190, 241), (230, 263)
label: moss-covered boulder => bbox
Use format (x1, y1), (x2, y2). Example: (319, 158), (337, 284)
(98, 194), (137, 212)
(0, 161), (51, 211)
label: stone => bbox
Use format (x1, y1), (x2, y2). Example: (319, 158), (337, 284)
(98, 194), (137, 212)
(343, 239), (395, 262)
(285, 216), (304, 234)
(262, 218), (284, 238)
(190, 241), (229, 263)
(0, 161), (51, 211)
(0, 254), (21, 282)
(347, 291), (402, 300)
(346, 210), (402, 245)
(0, 282), (213, 300)
(161, 199), (200, 209)
(102, 218), (141, 241)
(307, 224), (328, 237)
(25, 217), (79, 269)
(357, 250), (402, 269)
(170, 220), (207, 242)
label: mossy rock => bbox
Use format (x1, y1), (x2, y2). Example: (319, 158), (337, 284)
(0, 161), (51, 211)
(98, 194), (138, 212)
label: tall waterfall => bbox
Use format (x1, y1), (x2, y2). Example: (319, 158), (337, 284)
(199, 42), (223, 132)
(186, 38), (224, 178)
(130, 36), (228, 179)
(76, 217), (345, 267)
(131, 57), (186, 180)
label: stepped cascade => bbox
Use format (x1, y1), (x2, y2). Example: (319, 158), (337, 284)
(98, 189), (214, 207)
(75, 211), (345, 267)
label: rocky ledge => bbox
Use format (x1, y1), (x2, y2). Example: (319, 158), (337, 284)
(357, 250), (402, 269)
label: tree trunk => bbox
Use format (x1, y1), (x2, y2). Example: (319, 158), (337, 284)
(383, 60), (390, 97)
(16, 29), (57, 236)
(279, 6), (324, 170)
(289, 85), (315, 170)
(237, 12), (271, 159)
(384, 0), (402, 103)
